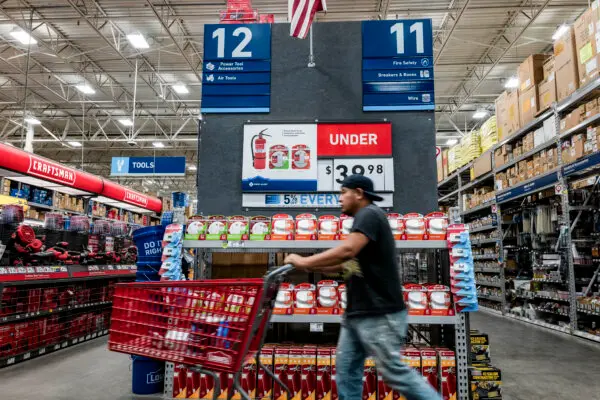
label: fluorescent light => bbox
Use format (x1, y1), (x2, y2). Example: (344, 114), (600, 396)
(68, 141), (82, 147)
(126, 33), (149, 49)
(552, 24), (569, 41)
(24, 117), (41, 125)
(118, 119), (133, 126)
(172, 84), (189, 94)
(75, 84), (95, 94)
(504, 77), (519, 89)
(10, 29), (37, 45)
(188, 165), (197, 171)
(473, 109), (488, 119)
(146, 180), (154, 184)
(446, 139), (458, 146)
(152, 142), (165, 148)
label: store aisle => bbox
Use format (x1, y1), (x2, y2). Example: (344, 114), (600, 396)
(472, 312), (600, 400)
(0, 337), (160, 400)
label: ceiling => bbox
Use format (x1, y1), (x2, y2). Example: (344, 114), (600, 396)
(0, 0), (591, 194)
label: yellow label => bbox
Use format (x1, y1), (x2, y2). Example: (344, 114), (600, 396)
(580, 42), (594, 64)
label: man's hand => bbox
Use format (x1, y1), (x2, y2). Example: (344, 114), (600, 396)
(284, 254), (309, 271)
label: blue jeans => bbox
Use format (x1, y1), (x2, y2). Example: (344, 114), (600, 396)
(336, 310), (442, 400)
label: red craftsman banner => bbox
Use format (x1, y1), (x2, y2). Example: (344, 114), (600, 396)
(0, 143), (104, 193)
(317, 123), (392, 157)
(101, 179), (162, 213)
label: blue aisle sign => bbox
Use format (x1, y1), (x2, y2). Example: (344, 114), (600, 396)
(496, 171), (559, 203)
(362, 20), (434, 112)
(111, 157), (186, 176)
(562, 151), (600, 176)
(201, 24), (271, 114)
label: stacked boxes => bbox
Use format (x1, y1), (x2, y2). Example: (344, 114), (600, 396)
(574, 4), (600, 86)
(554, 26), (579, 101)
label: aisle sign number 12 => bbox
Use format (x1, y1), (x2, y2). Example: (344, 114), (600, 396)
(204, 24), (271, 60)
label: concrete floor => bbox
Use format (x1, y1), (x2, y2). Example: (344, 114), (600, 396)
(0, 312), (598, 399)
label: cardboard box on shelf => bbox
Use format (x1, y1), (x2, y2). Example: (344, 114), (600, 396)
(518, 54), (549, 92)
(494, 148), (504, 168)
(437, 151), (444, 182)
(562, 141), (572, 164)
(543, 115), (557, 142)
(538, 77), (556, 112)
(585, 98), (599, 119)
(574, 6), (600, 85)
(533, 153), (541, 176)
(514, 143), (523, 157)
(571, 134), (585, 160)
(553, 24), (579, 100)
(523, 132), (534, 152)
(472, 151), (492, 178)
(526, 160), (534, 179)
(584, 139), (596, 155)
(519, 85), (539, 126)
(533, 128), (545, 148)
(543, 56), (555, 80)
(540, 150), (548, 172)
(442, 149), (449, 178)
(495, 172), (507, 191)
(506, 90), (521, 136)
(495, 91), (508, 141)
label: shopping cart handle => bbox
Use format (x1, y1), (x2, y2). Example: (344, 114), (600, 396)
(264, 264), (295, 280)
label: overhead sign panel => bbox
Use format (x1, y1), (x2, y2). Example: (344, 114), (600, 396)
(316, 123), (392, 157)
(110, 157), (186, 176)
(362, 19), (435, 112)
(201, 24), (272, 114)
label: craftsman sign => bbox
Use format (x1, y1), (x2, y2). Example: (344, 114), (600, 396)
(28, 157), (76, 186)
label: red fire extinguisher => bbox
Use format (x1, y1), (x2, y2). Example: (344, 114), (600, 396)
(251, 129), (270, 170)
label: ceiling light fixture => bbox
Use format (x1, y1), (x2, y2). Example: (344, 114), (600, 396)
(172, 84), (189, 94)
(446, 139), (458, 146)
(68, 141), (82, 147)
(10, 29), (37, 45)
(153, 142), (165, 148)
(24, 116), (41, 125)
(188, 165), (197, 171)
(504, 76), (519, 89)
(118, 119), (133, 127)
(75, 84), (95, 94)
(473, 109), (488, 119)
(126, 33), (150, 49)
(552, 24), (569, 41)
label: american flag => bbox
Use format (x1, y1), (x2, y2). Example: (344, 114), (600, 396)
(288, 0), (327, 39)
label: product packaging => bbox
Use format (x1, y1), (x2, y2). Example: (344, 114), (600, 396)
(231, 353), (257, 399)
(468, 366), (502, 400)
(250, 216), (272, 241)
(403, 213), (426, 240)
(217, 372), (232, 400)
(161, 224), (185, 281)
(396, 348), (424, 400)
(288, 346), (303, 400)
(185, 216), (206, 240)
(186, 369), (201, 398)
(258, 346), (275, 400)
(202, 216), (228, 241)
(292, 144), (311, 170)
(469, 331), (491, 364)
(294, 283), (317, 314)
(316, 280), (340, 314)
(363, 357), (377, 400)
(195, 369), (216, 399)
(271, 214), (295, 240)
(302, 345), (317, 400)
(296, 214), (318, 240)
(270, 145), (290, 170)
(425, 212), (449, 240)
(377, 368), (395, 400)
(173, 364), (188, 398)
(331, 348), (338, 400)
(427, 285), (454, 316)
(339, 215), (354, 240)
(420, 348), (439, 392)
(273, 283), (294, 315)
(316, 347), (332, 400)
(318, 215), (340, 240)
(274, 346), (290, 400)
(387, 213), (404, 240)
(338, 284), (347, 310)
(403, 284), (429, 315)
(227, 216), (250, 241)
(438, 349), (457, 400)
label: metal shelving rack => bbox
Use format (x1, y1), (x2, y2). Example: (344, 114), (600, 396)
(161, 239), (473, 400)
(438, 75), (600, 343)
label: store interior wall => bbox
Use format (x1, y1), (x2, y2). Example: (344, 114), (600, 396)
(197, 22), (437, 215)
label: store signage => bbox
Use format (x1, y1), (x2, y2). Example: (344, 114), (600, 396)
(201, 24), (271, 114)
(316, 123), (392, 157)
(496, 171), (559, 203)
(562, 151), (600, 176)
(317, 158), (394, 192)
(242, 192), (393, 208)
(28, 157), (76, 186)
(100, 180), (162, 213)
(362, 19), (434, 111)
(110, 156), (186, 176)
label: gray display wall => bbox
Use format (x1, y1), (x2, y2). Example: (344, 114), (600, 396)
(197, 21), (436, 215)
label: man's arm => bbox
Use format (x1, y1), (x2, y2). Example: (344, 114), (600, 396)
(284, 232), (369, 271)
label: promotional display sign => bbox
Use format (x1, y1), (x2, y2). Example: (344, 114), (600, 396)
(362, 19), (435, 111)
(242, 193), (394, 208)
(201, 24), (272, 113)
(110, 156), (186, 176)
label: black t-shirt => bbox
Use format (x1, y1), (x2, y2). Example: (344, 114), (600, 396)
(346, 204), (405, 317)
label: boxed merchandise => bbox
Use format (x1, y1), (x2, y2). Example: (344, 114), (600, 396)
(273, 283), (294, 315)
(403, 284), (428, 315)
(574, 6), (600, 85)
(203, 216), (228, 240)
(427, 284), (453, 316)
(425, 212), (448, 240)
(227, 216), (249, 241)
(185, 216), (206, 240)
(537, 77), (556, 112)
(172, 364), (187, 398)
(471, 150), (492, 178)
(318, 215), (340, 240)
(493, 148), (504, 168)
(287, 346), (303, 400)
(518, 85), (538, 126)
(363, 357), (377, 400)
(420, 348), (439, 392)
(339, 214), (354, 240)
(377, 368), (394, 400)
(403, 213), (425, 240)
(302, 346), (317, 400)
(271, 214), (295, 240)
(479, 116), (498, 152)
(586, 98), (599, 119)
(518, 54), (548, 92)
(438, 349), (457, 400)
(387, 213), (404, 240)
(338, 284), (347, 310)
(294, 283), (317, 314)
(468, 366), (502, 399)
(295, 214), (318, 240)
(533, 128), (545, 148)
(543, 56), (554, 80)
(316, 347), (332, 400)
(543, 115), (557, 142)
(317, 280), (340, 314)
(250, 216), (272, 240)
(258, 346), (274, 400)
(494, 92), (508, 141)
(470, 331), (491, 364)
(273, 346), (290, 400)
(571, 134), (585, 161)
(554, 25), (579, 101)
(506, 90), (520, 136)
(231, 353), (257, 399)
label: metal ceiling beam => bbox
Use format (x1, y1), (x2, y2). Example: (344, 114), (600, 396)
(434, 0), (471, 65)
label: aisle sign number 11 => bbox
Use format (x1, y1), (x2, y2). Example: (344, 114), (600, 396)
(362, 19), (433, 58)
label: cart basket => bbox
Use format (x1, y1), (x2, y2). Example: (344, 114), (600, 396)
(108, 265), (293, 374)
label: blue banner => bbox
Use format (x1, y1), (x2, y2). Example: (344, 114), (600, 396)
(496, 171), (559, 203)
(242, 178), (318, 192)
(203, 60), (271, 72)
(363, 82), (435, 93)
(364, 92), (434, 109)
(203, 24), (271, 60)
(362, 57), (433, 70)
(201, 84), (271, 96)
(111, 157), (186, 176)
(362, 20), (434, 58)
(563, 152), (600, 176)
(363, 69), (433, 82)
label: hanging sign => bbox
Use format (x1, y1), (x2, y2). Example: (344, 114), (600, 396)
(110, 157), (186, 176)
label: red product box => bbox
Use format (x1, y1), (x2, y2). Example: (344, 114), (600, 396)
(273, 283), (294, 315)
(27, 288), (41, 313)
(14, 322), (32, 353)
(403, 213), (426, 240)
(173, 365), (188, 398)
(288, 346), (304, 400)
(398, 348), (422, 400)
(316, 347), (331, 400)
(293, 283), (317, 315)
(331, 348), (338, 400)
(437, 349), (457, 400)
(363, 357), (377, 400)
(425, 212), (448, 240)
(302, 345), (317, 400)
(196, 370), (216, 399)
(377, 368), (396, 400)
(0, 324), (16, 357)
(387, 213), (404, 240)
(274, 346), (290, 400)
(217, 372), (232, 400)
(295, 214), (318, 241)
(420, 348), (439, 391)
(446, 224), (468, 247)
(403, 284), (429, 316)
(426, 285), (454, 317)
(232, 353), (257, 399)
(42, 288), (58, 310)
(258, 345), (274, 400)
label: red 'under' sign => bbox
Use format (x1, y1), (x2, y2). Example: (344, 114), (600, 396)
(317, 123), (392, 157)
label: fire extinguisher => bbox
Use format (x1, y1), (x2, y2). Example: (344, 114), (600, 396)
(251, 129), (270, 170)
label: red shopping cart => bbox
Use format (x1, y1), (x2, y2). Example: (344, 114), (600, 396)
(108, 264), (295, 400)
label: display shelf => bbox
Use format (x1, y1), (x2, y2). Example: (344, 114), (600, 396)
(559, 113), (600, 141)
(461, 202), (495, 216)
(183, 240), (448, 251)
(0, 301), (112, 324)
(533, 307), (569, 317)
(478, 294), (503, 302)
(557, 76), (600, 112)
(534, 295), (570, 302)
(471, 238), (499, 246)
(437, 170), (459, 189)
(439, 189), (460, 202)
(27, 202), (87, 216)
(460, 172), (494, 192)
(496, 167), (561, 204)
(477, 280), (503, 288)
(573, 330), (600, 343)
(473, 254), (498, 260)
(495, 140), (558, 174)
(577, 307), (600, 317)
(531, 278), (564, 284)
(0, 329), (109, 368)
(505, 313), (571, 334)
(0, 265), (136, 284)
(477, 306), (503, 316)
(269, 313), (458, 325)
(469, 224), (497, 233)
(475, 266), (502, 274)
(562, 151), (600, 178)
(495, 110), (552, 148)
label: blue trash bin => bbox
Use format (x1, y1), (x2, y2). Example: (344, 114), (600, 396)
(131, 356), (164, 395)
(133, 225), (165, 264)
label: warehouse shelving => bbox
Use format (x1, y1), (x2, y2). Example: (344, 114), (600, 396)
(269, 313), (459, 325)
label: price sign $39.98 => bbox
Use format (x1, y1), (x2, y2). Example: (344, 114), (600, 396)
(319, 158), (393, 192)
